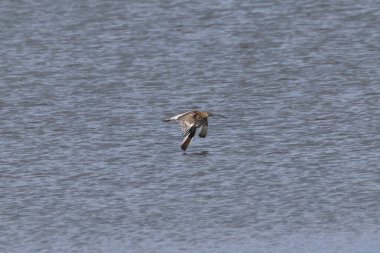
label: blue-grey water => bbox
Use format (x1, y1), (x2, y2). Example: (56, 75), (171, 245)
(1, 0), (380, 252)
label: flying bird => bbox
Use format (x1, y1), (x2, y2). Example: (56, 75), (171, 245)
(164, 110), (226, 151)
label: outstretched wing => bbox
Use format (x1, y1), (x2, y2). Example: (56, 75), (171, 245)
(179, 120), (194, 137)
(165, 111), (197, 137)
(177, 112), (196, 137)
(199, 119), (208, 138)
(181, 125), (196, 151)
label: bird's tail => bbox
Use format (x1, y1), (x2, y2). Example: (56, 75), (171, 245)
(181, 126), (196, 151)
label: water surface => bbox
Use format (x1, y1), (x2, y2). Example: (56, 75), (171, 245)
(1, 0), (379, 252)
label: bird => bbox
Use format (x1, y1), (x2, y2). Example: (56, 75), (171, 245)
(164, 110), (227, 151)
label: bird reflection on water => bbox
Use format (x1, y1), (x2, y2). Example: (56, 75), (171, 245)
(183, 151), (209, 156)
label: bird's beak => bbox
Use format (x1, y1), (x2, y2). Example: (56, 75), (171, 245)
(212, 113), (227, 118)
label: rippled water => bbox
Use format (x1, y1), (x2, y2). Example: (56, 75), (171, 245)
(1, 0), (379, 252)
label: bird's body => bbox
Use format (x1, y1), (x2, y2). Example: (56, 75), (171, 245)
(164, 110), (226, 151)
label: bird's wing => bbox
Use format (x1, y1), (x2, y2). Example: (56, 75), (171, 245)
(179, 120), (194, 137)
(177, 111), (196, 137)
(199, 119), (208, 138)
(181, 125), (196, 151)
